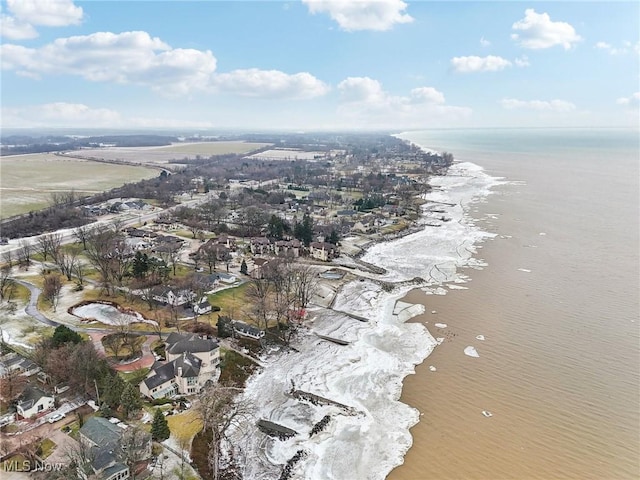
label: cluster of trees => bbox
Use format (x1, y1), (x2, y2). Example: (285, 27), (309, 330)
(245, 258), (318, 344)
(31, 326), (143, 418)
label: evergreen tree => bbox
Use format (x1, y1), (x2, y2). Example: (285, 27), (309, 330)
(151, 408), (171, 441)
(51, 325), (82, 348)
(131, 251), (149, 279)
(120, 382), (142, 419)
(216, 315), (233, 338)
(240, 259), (248, 275)
(102, 373), (126, 409)
(327, 229), (339, 245)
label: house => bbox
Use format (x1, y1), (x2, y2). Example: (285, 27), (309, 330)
(140, 333), (220, 399)
(192, 297), (213, 315)
(309, 242), (339, 262)
(215, 272), (237, 285)
(215, 235), (237, 250)
(249, 258), (269, 279)
(16, 386), (54, 419)
(274, 239), (301, 257)
(78, 417), (151, 480)
(250, 237), (272, 255)
(231, 320), (265, 341)
(151, 286), (195, 307)
(0, 354), (40, 377)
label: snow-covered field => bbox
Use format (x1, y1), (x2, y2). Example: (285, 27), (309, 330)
(229, 161), (503, 479)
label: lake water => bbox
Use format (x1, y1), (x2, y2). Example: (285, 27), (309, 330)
(389, 128), (639, 480)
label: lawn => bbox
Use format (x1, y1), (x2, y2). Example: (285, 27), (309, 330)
(0, 153), (158, 219)
(119, 367), (150, 386)
(37, 438), (57, 459)
(167, 409), (203, 445)
(206, 282), (250, 319)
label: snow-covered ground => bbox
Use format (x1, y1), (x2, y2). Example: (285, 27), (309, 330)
(228, 161), (503, 479)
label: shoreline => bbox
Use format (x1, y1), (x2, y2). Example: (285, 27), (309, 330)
(231, 141), (505, 478)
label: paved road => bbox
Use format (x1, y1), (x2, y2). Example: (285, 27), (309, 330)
(14, 279), (61, 327)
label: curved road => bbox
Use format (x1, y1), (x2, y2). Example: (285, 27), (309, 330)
(15, 279), (61, 327)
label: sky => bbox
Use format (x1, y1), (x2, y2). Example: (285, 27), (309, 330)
(1, 0), (639, 131)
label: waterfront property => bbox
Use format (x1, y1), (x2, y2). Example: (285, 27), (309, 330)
(140, 333), (220, 399)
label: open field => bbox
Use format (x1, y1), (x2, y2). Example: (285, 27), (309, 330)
(155, 141), (271, 155)
(0, 153), (158, 218)
(64, 141), (271, 166)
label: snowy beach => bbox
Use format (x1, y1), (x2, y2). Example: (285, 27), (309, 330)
(229, 160), (504, 479)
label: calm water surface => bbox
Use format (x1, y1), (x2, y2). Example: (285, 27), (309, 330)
(389, 129), (639, 480)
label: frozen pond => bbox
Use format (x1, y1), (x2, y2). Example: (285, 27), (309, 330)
(71, 302), (157, 326)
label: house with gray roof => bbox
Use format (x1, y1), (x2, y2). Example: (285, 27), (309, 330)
(16, 386), (54, 419)
(78, 417), (151, 480)
(140, 333), (220, 399)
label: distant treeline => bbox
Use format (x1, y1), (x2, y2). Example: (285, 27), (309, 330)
(0, 134), (179, 155)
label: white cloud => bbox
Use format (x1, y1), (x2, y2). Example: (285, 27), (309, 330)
(2, 103), (120, 127)
(450, 55), (512, 73)
(1, 31), (329, 100)
(1, 31), (218, 96)
(500, 98), (576, 112)
(1, 0), (83, 39)
(0, 14), (38, 40)
(515, 55), (530, 67)
(302, 0), (413, 31)
(2, 102), (216, 128)
(511, 9), (582, 50)
(337, 76), (470, 128)
(595, 40), (638, 56)
(7, 0), (83, 27)
(480, 36), (491, 47)
(212, 68), (329, 99)
(616, 92), (640, 107)
(410, 87), (445, 104)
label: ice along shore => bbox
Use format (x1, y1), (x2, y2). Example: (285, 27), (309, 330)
(229, 158), (505, 480)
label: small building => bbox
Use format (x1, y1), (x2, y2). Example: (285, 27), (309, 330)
(249, 258), (269, 279)
(231, 320), (265, 341)
(309, 242), (339, 262)
(16, 386), (54, 419)
(192, 297), (213, 315)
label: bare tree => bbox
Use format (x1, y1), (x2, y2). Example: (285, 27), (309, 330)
(119, 426), (152, 480)
(57, 248), (79, 281)
(0, 369), (27, 410)
(17, 240), (32, 268)
(73, 224), (91, 250)
(0, 266), (16, 303)
(197, 385), (252, 480)
(74, 260), (86, 287)
(291, 264), (319, 310)
(2, 249), (13, 268)
(244, 277), (273, 333)
(42, 273), (63, 311)
(37, 233), (62, 263)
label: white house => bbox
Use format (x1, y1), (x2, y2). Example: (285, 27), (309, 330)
(16, 386), (54, 419)
(151, 286), (195, 307)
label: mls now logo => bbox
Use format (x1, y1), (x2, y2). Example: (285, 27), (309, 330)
(2, 460), (64, 472)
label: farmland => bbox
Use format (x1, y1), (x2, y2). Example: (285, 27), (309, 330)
(66, 141), (272, 165)
(0, 153), (158, 218)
